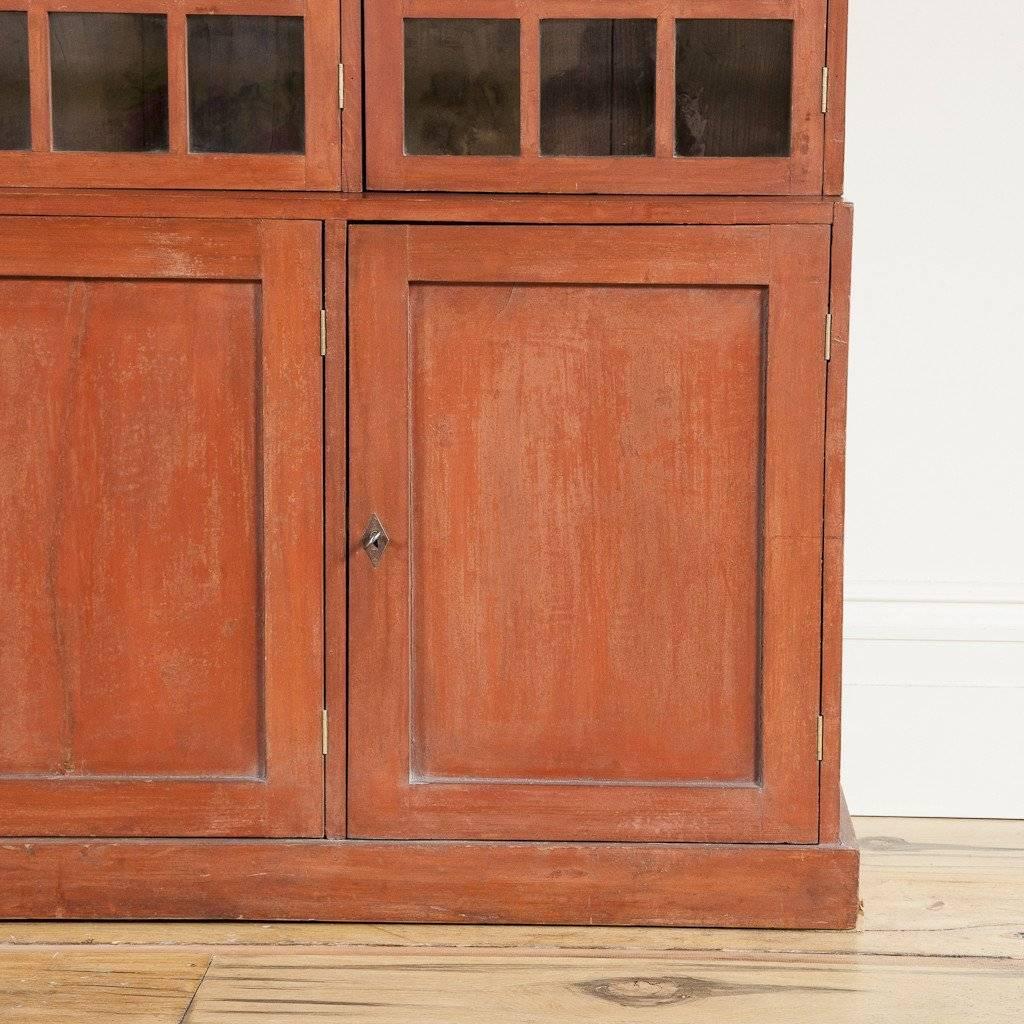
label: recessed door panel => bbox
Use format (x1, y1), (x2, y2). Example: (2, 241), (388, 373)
(348, 223), (829, 843)
(0, 279), (260, 779)
(411, 282), (761, 786)
(0, 216), (324, 837)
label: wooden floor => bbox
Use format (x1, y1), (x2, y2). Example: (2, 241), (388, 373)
(0, 818), (1021, 1022)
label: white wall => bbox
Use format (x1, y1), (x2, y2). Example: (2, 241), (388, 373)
(841, 2), (1024, 817)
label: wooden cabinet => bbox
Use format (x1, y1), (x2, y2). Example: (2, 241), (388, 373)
(364, 0), (844, 194)
(0, 0), (857, 928)
(347, 222), (828, 843)
(0, 216), (325, 836)
(0, 197), (858, 924)
(0, 1), (850, 195)
(0, 1), (341, 189)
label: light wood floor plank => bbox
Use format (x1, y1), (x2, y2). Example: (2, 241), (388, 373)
(0, 950), (209, 1023)
(183, 952), (1024, 1024)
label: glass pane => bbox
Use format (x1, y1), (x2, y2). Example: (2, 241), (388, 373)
(676, 19), (792, 158)
(541, 20), (655, 157)
(50, 13), (168, 153)
(404, 19), (520, 157)
(188, 15), (305, 155)
(0, 12), (30, 151)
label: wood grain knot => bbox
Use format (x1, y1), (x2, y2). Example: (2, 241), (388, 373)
(576, 976), (723, 1008)
(859, 835), (913, 852)
(576, 974), (848, 1008)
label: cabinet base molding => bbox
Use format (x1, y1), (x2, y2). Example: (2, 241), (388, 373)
(0, 809), (859, 930)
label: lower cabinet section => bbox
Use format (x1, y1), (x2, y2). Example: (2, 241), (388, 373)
(0, 201), (857, 925)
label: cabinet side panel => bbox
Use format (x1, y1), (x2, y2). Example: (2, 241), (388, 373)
(820, 201), (852, 842)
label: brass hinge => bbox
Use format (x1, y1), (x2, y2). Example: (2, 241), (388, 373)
(320, 309), (327, 357)
(322, 709), (329, 756)
(339, 64), (345, 109)
(821, 67), (829, 114)
(825, 312), (833, 362)
(817, 715), (824, 762)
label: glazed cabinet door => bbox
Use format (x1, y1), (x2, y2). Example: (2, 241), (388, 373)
(365, 0), (828, 194)
(0, 216), (324, 837)
(0, 1), (340, 189)
(348, 223), (829, 843)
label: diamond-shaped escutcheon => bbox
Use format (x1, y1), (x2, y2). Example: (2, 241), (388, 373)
(361, 513), (390, 567)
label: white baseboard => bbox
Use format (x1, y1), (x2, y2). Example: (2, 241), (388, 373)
(841, 581), (1024, 819)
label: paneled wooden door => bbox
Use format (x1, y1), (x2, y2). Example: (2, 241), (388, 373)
(0, 0), (341, 189)
(0, 216), (325, 837)
(365, 1), (828, 194)
(348, 223), (830, 843)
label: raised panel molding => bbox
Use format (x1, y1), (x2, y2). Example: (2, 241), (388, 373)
(842, 580), (1024, 818)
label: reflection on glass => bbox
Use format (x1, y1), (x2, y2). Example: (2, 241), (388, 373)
(541, 19), (656, 157)
(188, 15), (305, 154)
(0, 12), (30, 151)
(676, 19), (792, 158)
(50, 13), (168, 152)
(404, 19), (520, 156)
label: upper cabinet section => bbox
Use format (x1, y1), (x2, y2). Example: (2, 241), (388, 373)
(365, 0), (843, 195)
(0, 1), (848, 193)
(0, 0), (340, 189)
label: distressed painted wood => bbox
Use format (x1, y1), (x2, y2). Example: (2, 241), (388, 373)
(324, 219), (348, 837)
(0, 278), (263, 782)
(348, 222), (829, 844)
(340, 0), (363, 191)
(0, 818), (1020, 1023)
(364, 0), (831, 195)
(820, 202), (853, 842)
(0, 190), (839, 223)
(0, 216), (325, 837)
(0, 194), (853, 919)
(0, 0), (855, 933)
(0, 827), (859, 927)
(0, 198), (854, 921)
(0, 818), (1019, 959)
(0, 0), (340, 190)
(823, 0), (849, 195)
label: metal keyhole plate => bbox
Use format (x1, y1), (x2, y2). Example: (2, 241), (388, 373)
(361, 513), (390, 567)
